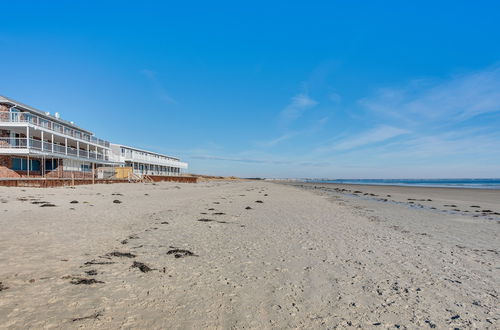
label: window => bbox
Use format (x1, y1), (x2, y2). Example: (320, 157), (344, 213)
(80, 164), (91, 172)
(45, 159), (57, 171)
(11, 158), (23, 171)
(11, 158), (40, 171)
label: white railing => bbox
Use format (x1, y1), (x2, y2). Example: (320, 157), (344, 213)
(122, 154), (188, 168)
(0, 111), (110, 148)
(0, 137), (108, 161)
(133, 168), (181, 176)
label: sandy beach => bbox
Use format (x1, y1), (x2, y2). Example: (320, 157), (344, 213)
(0, 180), (498, 329)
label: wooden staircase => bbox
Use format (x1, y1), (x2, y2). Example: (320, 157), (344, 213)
(127, 173), (154, 183)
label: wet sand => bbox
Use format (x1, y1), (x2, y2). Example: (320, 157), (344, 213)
(0, 180), (498, 329)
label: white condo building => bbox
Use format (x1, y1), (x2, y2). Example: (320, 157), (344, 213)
(109, 144), (188, 176)
(0, 95), (188, 179)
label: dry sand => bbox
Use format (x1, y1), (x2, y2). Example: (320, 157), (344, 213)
(0, 180), (498, 329)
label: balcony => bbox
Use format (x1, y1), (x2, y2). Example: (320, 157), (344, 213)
(0, 137), (109, 161)
(0, 111), (110, 148)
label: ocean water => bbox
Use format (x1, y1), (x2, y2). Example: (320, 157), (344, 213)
(304, 178), (500, 189)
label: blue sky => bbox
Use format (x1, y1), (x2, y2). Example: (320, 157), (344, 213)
(1, 1), (499, 178)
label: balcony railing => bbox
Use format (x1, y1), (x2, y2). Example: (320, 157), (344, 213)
(0, 137), (109, 161)
(0, 111), (110, 148)
(122, 154), (188, 168)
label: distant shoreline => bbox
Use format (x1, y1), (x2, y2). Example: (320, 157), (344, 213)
(284, 178), (500, 190)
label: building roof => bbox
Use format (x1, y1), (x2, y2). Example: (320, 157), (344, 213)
(0, 95), (94, 135)
(111, 143), (180, 161)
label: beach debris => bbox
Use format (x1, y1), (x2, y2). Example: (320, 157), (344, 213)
(85, 270), (98, 276)
(444, 204), (457, 207)
(425, 320), (437, 328)
(213, 202), (220, 204)
(131, 261), (153, 273)
(84, 259), (116, 265)
(111, 193), (123, 196)
(208, 208), (215, 211)
(72, 312), (103, 322)
(197, 218), (227, 224)
(167, 249), (196, 258)
(106, 251), (136, 258)
(40, 203), (56, 207)
(70, 277), (104, 285)
(160, 221), (169, 224)
(122, 234), (139, 244)
(255, 200), (263, 203)
(0, 282), (8, 291)
(113, 200), (122, 204)
(264, 194), (268, 196)
(213, 212), (226, 215)
(245, 206), (252, 210)
(31, 201), (49, 204)
(70, 200), (79, 204)
(470, 205), (481, 208)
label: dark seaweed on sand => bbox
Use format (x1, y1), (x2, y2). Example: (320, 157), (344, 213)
(106, 251), (136, 258)
(0, 282), (8, 291)
(84, 259), (116, 265)
(131, 261), (153, 273)
(70, 277), (104, 285)
(40, 203), (56, 207)
(198, 218), (215, 222)
(167, 249), (197, 258)
(72, 312), (103, 322)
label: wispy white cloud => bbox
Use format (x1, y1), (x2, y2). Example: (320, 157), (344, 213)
(190, 154), (330, 167)
(280, 93), (318, 123)
(328, 92), (342, 104)
(256, 132), (298, 147)
(359, 65), (500, 122)
(257, 116), (329, 147)
(140, 69), (177, 104)
(318, 125), (410, 152)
